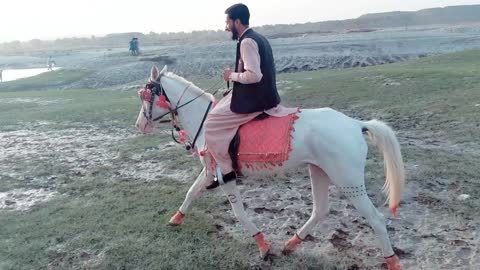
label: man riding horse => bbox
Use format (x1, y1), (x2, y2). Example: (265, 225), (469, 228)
(204, 3), (297, 189)
(135, 4), (404, 269)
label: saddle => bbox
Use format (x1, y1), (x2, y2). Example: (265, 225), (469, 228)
(228, 113), (269, 173)
(229, 111), (299, 172)
(206, 111), (299, 189)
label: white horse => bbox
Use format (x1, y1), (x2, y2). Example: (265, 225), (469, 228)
(136, 66), (405, 270)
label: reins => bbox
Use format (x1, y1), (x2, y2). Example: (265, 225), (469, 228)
(140, 77), (229, 152)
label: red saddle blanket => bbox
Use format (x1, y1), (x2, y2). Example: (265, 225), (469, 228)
(237, 112), (299, 171)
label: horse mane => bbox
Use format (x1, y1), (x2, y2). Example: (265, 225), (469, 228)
(164, 72), (215, 102)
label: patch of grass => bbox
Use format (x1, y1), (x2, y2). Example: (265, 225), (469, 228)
(279, 50), (480, 144)
(0, 69), (92, 92)
(0, 178), (252, 269)
(0, 88), (139, 131)
(0, 174), (337, 270)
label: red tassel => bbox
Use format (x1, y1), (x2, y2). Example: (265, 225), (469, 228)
(138, 88), (152, 101)
(156, 95), (170, 109)
(178, 130), (188, 143)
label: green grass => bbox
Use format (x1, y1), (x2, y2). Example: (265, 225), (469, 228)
(0, 88), (137, 131)
(279, 50), (480, 144)
(0, 178), (256, 270)
(1, 50), (480, 269)
(0, 69), (91, 92)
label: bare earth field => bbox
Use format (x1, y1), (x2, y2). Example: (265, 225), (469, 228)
(0, 26), (479, 270)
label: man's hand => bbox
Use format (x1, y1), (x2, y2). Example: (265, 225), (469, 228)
(223, 68), (233, 81)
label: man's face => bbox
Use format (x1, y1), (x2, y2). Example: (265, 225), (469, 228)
(225, 16), (239, 40)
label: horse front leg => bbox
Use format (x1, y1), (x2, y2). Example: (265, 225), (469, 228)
(220, 180), (272, 259)
(169, 167), (211, 226)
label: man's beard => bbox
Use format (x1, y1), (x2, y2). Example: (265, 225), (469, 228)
(231, 27), (239, 40)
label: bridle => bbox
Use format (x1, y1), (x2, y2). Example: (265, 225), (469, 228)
(139, 78), (214, 151)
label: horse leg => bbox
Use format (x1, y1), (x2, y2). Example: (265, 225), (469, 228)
(169, 167), (211, 226)
(283, 164), (330, 255)
(347, 193), (401, 269)
(220, 180), (271, 259)
(332, 167), (401, 270)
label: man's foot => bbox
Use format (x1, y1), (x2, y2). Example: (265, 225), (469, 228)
(205, 171), (237, 190)
(205, 179), (219, 189)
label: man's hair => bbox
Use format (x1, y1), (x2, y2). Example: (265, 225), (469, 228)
(225, 3), (249, 25)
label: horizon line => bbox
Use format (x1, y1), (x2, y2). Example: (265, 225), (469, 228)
(0, 3), (478, 43)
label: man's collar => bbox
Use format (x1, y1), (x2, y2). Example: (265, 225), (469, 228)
(238, 27), (251, 39)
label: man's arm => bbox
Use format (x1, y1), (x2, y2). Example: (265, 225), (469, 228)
(229, 38), (263, 84)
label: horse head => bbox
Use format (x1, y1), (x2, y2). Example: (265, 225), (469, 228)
(135, 65), (214, 136)
(135, 65), (171, 134)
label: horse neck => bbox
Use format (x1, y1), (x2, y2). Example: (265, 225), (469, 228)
(161, 76), (213, 148)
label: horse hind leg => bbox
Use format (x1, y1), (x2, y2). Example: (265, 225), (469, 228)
(347, 192), (401, 269)
(283, 164), (330, 255)
(219, 180), (272, 259)
(332, 167), (401, 270)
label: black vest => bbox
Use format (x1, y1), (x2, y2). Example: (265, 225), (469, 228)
(230, 29), (280, 114)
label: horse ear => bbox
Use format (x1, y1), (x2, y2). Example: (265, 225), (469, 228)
(150, 65), (160, 81)
(160, 65), (168, 75)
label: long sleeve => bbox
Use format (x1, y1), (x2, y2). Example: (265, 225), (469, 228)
(229, 38), (263, 84)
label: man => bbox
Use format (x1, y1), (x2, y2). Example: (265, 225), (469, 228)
(204, 3), (296, 189)
(47, 56), (54, 71)
(133, 38), (140, 55)
(129, 38), (135, 55)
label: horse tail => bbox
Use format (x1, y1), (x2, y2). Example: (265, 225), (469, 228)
(360, 119), (405, 216)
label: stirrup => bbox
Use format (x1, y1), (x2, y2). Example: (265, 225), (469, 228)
(206, 167), (236, 190)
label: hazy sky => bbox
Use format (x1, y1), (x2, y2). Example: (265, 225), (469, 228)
(1, 0), (479, 42)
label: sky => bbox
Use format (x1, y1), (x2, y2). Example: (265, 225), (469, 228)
(1, 0), (480, 42)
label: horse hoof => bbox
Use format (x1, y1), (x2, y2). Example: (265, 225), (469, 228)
(384, 255), (402, 270)
(282, 247), (295, 256)
(168, 211), (185, 226)
(282, 234), (302, 255)
(253, 232), (272, 260)
(261, 248), (274, 261)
